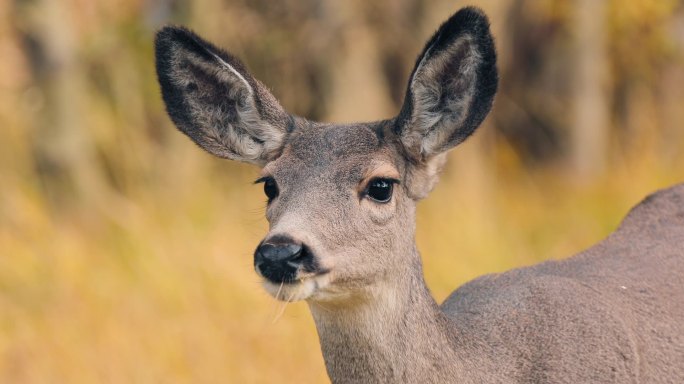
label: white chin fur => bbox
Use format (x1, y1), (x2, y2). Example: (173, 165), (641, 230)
(262, 274), (332, 302)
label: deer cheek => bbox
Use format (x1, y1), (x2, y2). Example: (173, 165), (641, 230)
(363, 198), (396, 226)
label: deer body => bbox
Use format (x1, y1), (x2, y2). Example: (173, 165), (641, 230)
(155, 7), (684, 383)
(441, 185), (684, 383)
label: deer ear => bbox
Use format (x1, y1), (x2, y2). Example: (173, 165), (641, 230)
(396, 7), (497, 162)
(155, 26), (289, 165)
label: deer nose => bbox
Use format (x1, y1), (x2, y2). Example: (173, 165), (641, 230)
(254, 236), (306, 283)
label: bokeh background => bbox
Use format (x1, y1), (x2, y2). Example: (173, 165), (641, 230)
(1, 0), (683, 382)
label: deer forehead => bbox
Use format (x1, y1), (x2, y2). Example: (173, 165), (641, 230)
(263, 122), (402, 185)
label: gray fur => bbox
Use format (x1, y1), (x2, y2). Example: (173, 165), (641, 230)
(156, 7), (684, 384)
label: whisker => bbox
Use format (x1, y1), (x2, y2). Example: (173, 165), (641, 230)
(271, 288), (296, 324)
(271, 300), (290, 324)
(268, 281), (285, 321)
(276, 281), (284, 300)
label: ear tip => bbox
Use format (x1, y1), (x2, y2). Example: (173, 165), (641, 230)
(154, 25), (225, 77)
(156, 24), (194, 38)
(153, 25), (247, 76)
(448, 6), (497, 69)
(449, 6), (491, 26)
(432, 6), (497, 75)
(154, 25), (197, 53)
(438, 7), (492, 42)
(427, 7), (495, 57)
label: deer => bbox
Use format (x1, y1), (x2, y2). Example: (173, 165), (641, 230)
(154, 7), (684, 383)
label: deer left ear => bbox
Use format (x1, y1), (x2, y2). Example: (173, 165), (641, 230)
(396, 7), (498, 162)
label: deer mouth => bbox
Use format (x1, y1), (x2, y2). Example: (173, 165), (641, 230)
(261, 272), (332, 302)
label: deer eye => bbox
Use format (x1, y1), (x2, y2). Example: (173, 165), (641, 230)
(366, 178), (395, 203)
(256, 177), (279, 202)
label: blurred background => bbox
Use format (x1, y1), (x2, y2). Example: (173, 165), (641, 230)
(1, 0), (683, 382)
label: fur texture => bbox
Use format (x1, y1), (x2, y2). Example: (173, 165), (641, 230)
(155, 7), (684, 384)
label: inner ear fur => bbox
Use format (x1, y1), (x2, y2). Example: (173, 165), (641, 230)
(155, 26), (290, 165)
(395, 7), (498, 162)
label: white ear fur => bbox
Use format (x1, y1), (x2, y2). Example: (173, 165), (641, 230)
(194, 54), (286, 161)
(208, 51), (253, 93)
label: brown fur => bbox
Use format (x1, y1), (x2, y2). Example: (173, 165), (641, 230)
(156, 7), (684, 383)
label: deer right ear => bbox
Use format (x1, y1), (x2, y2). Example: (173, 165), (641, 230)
(395, 7), (498, 162)
(155, 26), (289, 165)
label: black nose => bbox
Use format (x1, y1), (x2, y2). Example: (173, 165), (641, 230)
(254, 235), (308, 283)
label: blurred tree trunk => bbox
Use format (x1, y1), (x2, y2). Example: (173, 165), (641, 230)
(324, 0), (394, 123)
(660, 6), (684, 165)
(571, 0), (610, 179)
(20, 0), (106, 209)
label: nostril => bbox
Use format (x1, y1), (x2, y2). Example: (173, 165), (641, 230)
(257, 239), (303, 262)
(284, 243), (303, 259)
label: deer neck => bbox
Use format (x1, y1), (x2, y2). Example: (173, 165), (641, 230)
(308, 247), (463, 383)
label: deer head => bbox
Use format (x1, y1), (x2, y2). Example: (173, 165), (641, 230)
(155, 7), (497, 307)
